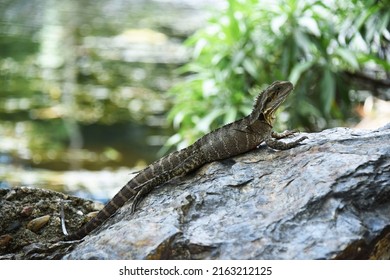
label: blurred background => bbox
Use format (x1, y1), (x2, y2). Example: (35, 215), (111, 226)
(0, 0), (389, 201)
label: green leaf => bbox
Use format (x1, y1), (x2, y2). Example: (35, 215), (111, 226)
(335, 48), (359, 70)
(227, 0), (240, 41)
(192, 38), (208, 59)
(172, 110), (186, 129)
(320, 69), (335, 115)
(288, 60), (314, 84)
(357, 53), (390, 71)
(299, 16), (320, 37)
(231, 50), (246, 68)
(242, 58), (258, 79)
(294, 30), (312, 57)
(378, 11), (390, 35)
(271, 14), (287, 34)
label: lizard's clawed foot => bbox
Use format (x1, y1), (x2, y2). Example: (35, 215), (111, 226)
(272, 129), (300, 139)
(295, 136), (309, 144)
(131, 191), (144, 214)
(130, 198), (139, 214)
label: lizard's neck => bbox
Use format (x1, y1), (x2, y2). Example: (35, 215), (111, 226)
(246, 112), (272, 127)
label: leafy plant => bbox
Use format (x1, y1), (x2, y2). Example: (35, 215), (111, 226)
(167, 0), (390, 149)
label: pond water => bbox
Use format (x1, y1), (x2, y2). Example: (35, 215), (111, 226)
(0, 0), (223, 199)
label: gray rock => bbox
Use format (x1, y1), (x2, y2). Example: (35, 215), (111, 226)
(63, 124), (390, 259)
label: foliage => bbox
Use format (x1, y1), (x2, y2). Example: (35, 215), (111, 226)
(167, 0), (390, 149)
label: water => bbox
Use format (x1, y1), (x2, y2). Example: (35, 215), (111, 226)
(0, 0), (223, 198)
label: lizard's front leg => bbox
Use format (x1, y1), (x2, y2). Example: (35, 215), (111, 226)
(265, 133), (307, 150)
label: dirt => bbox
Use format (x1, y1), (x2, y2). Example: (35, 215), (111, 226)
(0, 186), (101, 259)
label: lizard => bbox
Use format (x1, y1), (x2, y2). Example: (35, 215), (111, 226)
(63, 80), (307, 241)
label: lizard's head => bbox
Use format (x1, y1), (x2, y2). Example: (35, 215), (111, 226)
(252, 81), (293, 125)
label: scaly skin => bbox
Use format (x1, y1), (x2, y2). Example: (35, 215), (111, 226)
(64, 81), (307, 240)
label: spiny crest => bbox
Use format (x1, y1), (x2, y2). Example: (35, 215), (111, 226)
(252, 86), (269, 111)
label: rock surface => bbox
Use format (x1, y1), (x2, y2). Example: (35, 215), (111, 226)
(1, 125), (389, 259)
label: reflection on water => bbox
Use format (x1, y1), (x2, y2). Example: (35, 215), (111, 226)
(0, 163), (134, 203)
(0, 0), (222, 199)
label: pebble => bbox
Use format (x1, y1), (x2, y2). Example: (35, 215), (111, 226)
(20, 206), (34, 217)
(27, 215), (50, 233)
(0, 234), (13, 247)
(86, 211), (99, 221)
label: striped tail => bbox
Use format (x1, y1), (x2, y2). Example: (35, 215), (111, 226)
(63, 147), (194, 240)
(64, 183), (138, 241)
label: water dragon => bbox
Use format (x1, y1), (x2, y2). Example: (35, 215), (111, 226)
(64, 80), (307, 240)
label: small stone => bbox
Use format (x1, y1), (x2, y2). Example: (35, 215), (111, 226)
(27, 215), (50, 233)
(0, 234), (13, 247)
(91, 202), (104, 211)
(86, 211), (99, 221)
(4, 189), (16, 200)
(20, 206), (34, 217)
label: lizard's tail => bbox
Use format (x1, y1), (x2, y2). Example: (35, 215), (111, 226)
(64, 183), (137, 241)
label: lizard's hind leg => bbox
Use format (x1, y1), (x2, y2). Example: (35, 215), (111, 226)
(130, 153), (204, 214)
(131, 183), (155, 214)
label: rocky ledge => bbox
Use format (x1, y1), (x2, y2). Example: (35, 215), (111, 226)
(1, 124), (389, 259)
